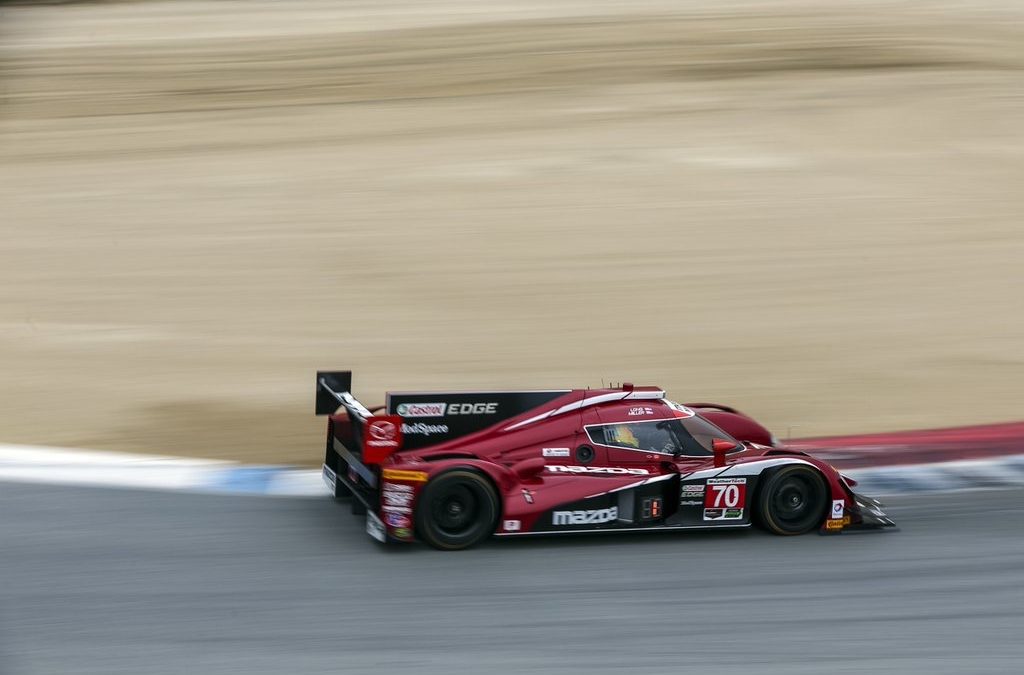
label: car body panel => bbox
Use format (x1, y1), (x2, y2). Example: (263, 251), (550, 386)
(316, 371), (895, 545)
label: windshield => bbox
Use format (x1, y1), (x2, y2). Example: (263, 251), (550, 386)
(675, 415), (742, 456)
(587, 415), (741, 457)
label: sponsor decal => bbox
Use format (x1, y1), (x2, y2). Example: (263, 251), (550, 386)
(447, 402), (499, 415)
(392, 527), (413, 539)
(680, 484), (705, 497)
(385, 512), (411, 528)
(704, 478), (747, 509)
(703, 508), (724, 521)
(368, 420), (398, 443)
(381, 469), (429, 483)
(832, 499), (845, 519)
(396, 401), (499, 416)
(503, 519), (522, 532)
(380, 482), (413, 493)
(382, 505), (412, 514)
(401, 422), (449, 436)
(546, 465), (650, 476)
(521, 489), (535, 504)
(383, 491), (413, 507)
(628, 406), (655, 417)
(366, 513), (386, 542)
(825, 516), (851, 530)
(703, 507), (744, 521)
(322, 465), (337, 490)
(665, 400), (696, 417)
(363, 416), (403, 461)
(553, 506), (619, 526)
(679, 499), (703, 507)
(396, 402), (446, 418)
(542, 447), (571, 458)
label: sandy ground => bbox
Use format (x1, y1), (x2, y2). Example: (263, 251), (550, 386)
(1, 0), (1023, 464)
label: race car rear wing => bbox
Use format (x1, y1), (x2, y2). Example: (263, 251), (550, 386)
(316, 370), (373, 420)
(317, 370), (403, 464)
(317, 369), (573, 452)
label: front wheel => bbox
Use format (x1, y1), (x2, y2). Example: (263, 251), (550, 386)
(415, 470), (499, 550)
(756, 466), (827, 535)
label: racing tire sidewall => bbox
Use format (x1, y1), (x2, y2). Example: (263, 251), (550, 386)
(757, 465), (828, 535)
(415, 470), (499, 551)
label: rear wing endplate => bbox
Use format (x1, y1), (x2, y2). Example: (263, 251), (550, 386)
(315, 370), (373, 420)
(317, 370), (403, 464)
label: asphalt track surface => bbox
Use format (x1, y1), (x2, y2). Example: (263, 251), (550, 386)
(2, 485), (1023, 675)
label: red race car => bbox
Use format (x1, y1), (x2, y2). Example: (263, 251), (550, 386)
(316, 371), (894, 550)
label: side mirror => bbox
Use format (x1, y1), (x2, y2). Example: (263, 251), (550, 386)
(712, 438), (734, 467)
(512, 457), (546, 481)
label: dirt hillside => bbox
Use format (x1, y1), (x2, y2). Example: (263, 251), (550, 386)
(2, 0), (1022, 464)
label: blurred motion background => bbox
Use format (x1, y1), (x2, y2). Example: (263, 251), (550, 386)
(1, 0), (1022, 464)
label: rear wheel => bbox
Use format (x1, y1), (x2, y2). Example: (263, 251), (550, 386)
(415, 470), (499, 550)
(757, 466), (827, 535)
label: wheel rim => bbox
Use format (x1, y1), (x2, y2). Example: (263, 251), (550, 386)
(770, 473), (821, 529)
(431, 484), (481, 536)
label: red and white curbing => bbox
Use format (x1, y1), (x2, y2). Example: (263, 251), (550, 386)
(843, 454), (1024, 495)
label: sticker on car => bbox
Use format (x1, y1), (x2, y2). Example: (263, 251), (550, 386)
(704, 477), (747, 509)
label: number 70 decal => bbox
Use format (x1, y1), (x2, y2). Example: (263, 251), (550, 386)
(704, 477), (747, 508)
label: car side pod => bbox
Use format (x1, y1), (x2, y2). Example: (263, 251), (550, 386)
(511, 457), (545, 481)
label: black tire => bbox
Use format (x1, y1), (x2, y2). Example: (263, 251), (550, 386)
(756, 465), (827, 535)
(415, 470), (499, 551)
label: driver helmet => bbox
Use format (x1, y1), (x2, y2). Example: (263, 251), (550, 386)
(607, 424), (640, 448)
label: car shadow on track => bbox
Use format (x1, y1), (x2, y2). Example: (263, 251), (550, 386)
(482, 527), (768, 551)
(296, 494), (868, 556)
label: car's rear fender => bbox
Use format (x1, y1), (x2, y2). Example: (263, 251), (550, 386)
(380, 458), (513, 538)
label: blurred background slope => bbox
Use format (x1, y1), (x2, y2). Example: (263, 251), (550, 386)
(1, 0), (1022, 464)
